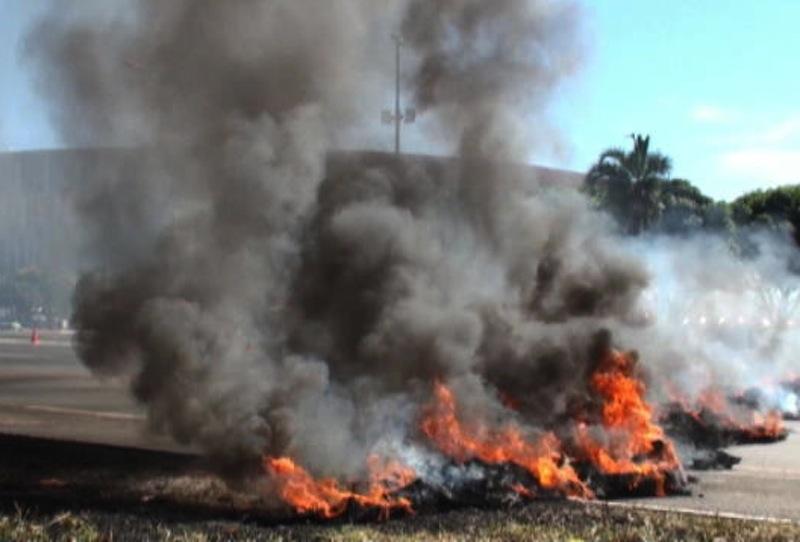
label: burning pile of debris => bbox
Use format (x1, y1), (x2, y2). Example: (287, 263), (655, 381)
(262, 344), (688, 519)
(662, 387), (786, 449)
(24, 0), (797, 525)
(657, 385), (788, 471)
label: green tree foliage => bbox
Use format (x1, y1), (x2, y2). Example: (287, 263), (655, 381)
(658, 178), (711, 234)
(731, 185), (800, 245)
(702, 201), (735, 234)
(659, 178), (735, 235)
(584, 134), (672, 235)
(584, 135), (733, 237)
(584, 135), (800, 269)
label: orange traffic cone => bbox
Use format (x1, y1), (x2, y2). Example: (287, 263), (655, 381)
(31, 327), (40, 346)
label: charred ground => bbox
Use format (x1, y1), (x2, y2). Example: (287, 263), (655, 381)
(3, 437), (799, 542)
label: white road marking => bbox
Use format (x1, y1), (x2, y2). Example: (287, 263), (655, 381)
(0, 338), (73, 347)
(594, 500), (800, 525)
(2, 403), (145, 422)
(0, 372), (93, 382)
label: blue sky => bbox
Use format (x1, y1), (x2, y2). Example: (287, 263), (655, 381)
(558, 1), (800, 201)
(2, 1), (800, 201)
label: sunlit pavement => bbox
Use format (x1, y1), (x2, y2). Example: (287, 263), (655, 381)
(0, 331), (183, 451)
(629, 421), (800, 521)
(0, 334), (798, 520)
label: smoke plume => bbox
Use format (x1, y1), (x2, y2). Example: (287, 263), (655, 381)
(23, 0), (705, 491)
(622, 231), (800, 415)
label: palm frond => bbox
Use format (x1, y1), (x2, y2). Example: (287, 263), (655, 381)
(645, 153), (672, 177)
(597, 148), (627, 165)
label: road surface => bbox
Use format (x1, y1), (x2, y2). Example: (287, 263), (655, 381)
(0, 330), (798, 520)
(0, 330), (179, 450)
(634, 422), (800, 521)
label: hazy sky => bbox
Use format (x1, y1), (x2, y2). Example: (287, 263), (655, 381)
(2, 1), (800, 201)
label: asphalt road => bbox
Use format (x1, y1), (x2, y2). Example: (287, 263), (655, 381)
(634, 421), (800, 521)
(1, 331), (798, 521)
(0, 330), (178, 451)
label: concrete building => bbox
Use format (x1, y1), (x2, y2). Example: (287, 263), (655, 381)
(0, 148), (583, 276)
(0, 148), (97, 275)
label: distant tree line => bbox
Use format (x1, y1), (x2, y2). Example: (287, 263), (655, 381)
(584, 134), (800, 248)
(731, 185), (800, 246)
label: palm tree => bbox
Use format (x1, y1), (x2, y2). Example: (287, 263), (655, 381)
(585, 134), (672, 235)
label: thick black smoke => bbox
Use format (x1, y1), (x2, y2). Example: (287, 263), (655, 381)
(25, 0), (652, 486)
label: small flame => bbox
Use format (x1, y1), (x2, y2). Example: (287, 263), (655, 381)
(667, 385), (786, 441)
(264, 455), (414, 519)
(420, 381), (591, 498)
(750, 410), (784, 438)
(575, 350), (681, 495)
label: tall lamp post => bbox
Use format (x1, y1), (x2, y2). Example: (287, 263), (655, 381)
(382, 33), (415, 155)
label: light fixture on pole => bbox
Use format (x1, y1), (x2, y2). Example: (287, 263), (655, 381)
(382, 33), (415, 155)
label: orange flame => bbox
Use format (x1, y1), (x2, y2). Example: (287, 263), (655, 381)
(420, 381), (591, 498)
(264, 455), (415, 519)
(668, 385), (786, 440)
(750, 410), (785, 439)
(575, 350), (681, 495)
(699, 388), (785, 439)
(265, 350), (690, 516)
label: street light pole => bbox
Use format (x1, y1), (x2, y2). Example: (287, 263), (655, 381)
(383, 33), (415, 155)
(393, 33), (402, 155)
